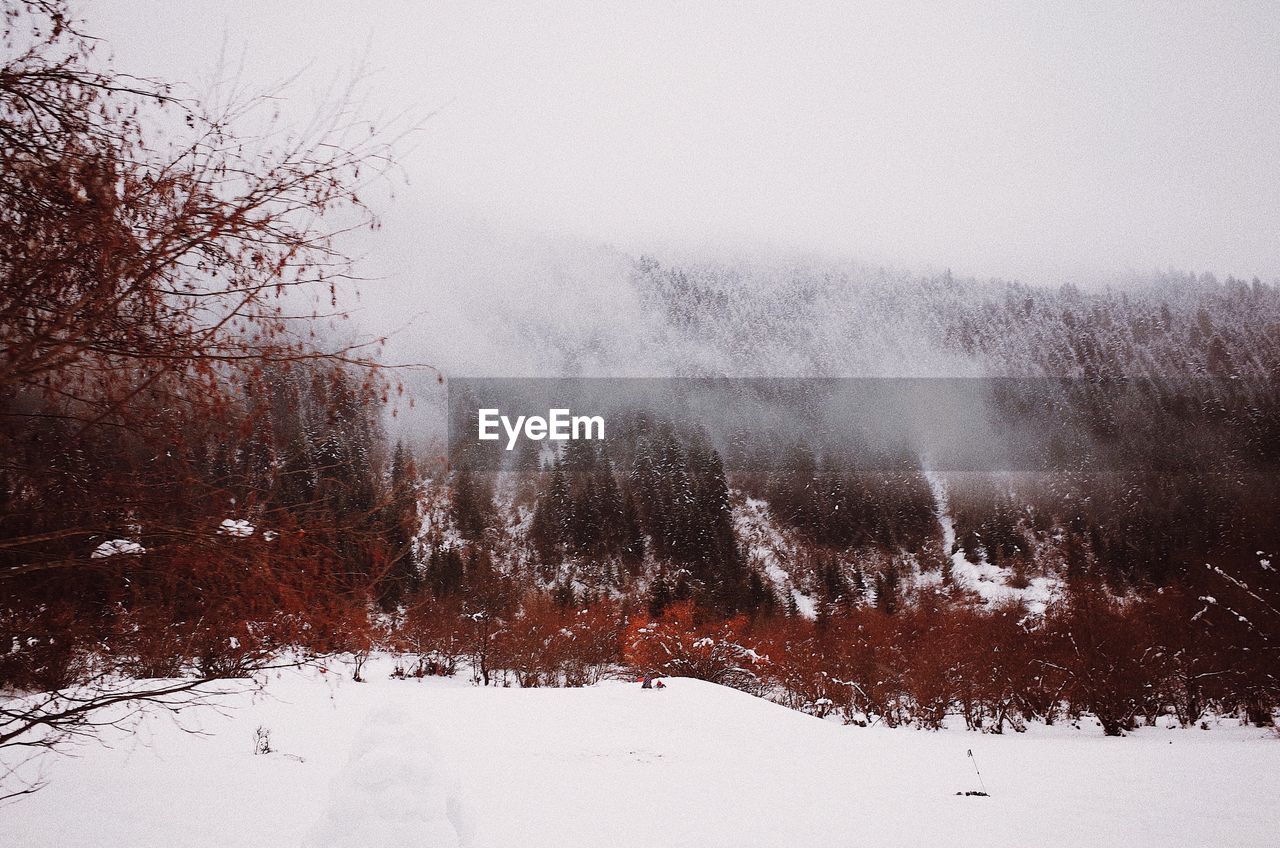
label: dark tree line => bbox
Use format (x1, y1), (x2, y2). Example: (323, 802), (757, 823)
(751, 445), (938, 554)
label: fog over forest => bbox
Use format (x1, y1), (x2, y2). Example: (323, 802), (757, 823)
(94, 2), (1280, 274)
(85, 2), (1280, 395)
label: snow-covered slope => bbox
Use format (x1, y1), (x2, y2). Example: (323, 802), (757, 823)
(5, 659), (1277, 848)
(926, 471), (1064, 613)
(734, 496), (818, 617)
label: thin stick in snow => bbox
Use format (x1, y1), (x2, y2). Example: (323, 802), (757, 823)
(968, 749), (989, 795)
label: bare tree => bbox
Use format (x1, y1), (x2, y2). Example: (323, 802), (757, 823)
(0, 0), (410, 795)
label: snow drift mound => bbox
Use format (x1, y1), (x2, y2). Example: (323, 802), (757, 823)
(4, 662), (1277, 848)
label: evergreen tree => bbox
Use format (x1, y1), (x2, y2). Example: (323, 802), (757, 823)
(378, 441), (421, 609)
(427, 545), (465, 598)
(875, 563), (900, 615)
(451, 462), (495, 541)
(595, 456), (626, 555)
(648, 570), (672, 618)
(619, 491), (646, 568)
(530, 461), (572, 561)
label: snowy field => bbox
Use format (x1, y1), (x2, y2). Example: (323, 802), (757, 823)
(5, 658), (1278, 848)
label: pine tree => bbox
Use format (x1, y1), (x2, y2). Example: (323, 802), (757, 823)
(595, 456), (625, 556)
(427, 545), (465, 598)
(530, 461), (572, 561)
(378, 440), (421, 609)
(648, 571), (672, 618)
(620, 491), (646, 569)
(577, 477), (603, 555)
(875, 563), (900, 615)
(451, 462), (495, 541)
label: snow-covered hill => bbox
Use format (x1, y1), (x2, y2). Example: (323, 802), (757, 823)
(5, 659), (1277, 848)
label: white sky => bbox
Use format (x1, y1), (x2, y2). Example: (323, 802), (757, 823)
(90, 1), (1280, 285)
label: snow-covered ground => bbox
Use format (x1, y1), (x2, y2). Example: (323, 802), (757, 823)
(5, 659), (1277, 848)
(926, 470), (1064, 614)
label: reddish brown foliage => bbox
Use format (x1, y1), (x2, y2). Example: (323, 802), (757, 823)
(624, 601), (761, 689)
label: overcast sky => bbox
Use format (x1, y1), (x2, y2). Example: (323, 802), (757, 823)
(90, 1), (1279, 285)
